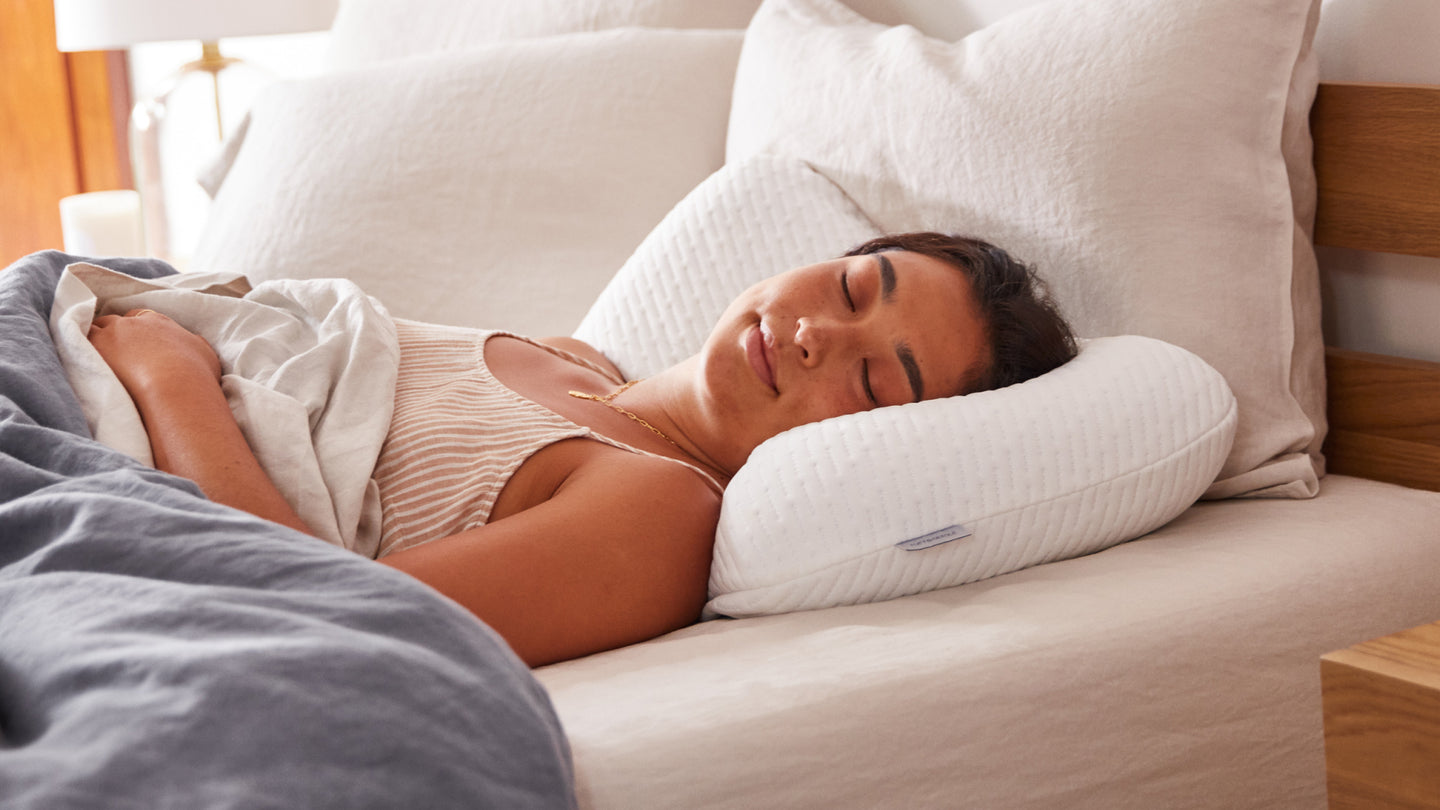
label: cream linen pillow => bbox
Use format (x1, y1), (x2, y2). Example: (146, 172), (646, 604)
(326, 0), (764, 67)
(727, 0), (1325, 499)
(192, 29), (741, 336)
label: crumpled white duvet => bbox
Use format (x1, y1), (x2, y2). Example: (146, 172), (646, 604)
(50, 263), (399, 558)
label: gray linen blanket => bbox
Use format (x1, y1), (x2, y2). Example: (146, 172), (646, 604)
(0, 252), (576, 809)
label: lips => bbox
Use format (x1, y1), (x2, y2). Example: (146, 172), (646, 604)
(746, 323), (777, 393)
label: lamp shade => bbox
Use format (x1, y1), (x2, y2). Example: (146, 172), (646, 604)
(54, 0), (339, 51)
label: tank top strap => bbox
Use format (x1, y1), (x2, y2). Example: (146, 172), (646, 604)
(593, 436), (728, 497)
(491, 330), (627, 387)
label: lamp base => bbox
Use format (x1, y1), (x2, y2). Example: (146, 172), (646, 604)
(130, 41), (269, 268)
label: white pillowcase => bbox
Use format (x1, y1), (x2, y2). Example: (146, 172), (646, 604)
(326, 0), (763, 67)
(193, 28), (742, 337)
(727, 0), (1324, 499)
(577, 155), (1236, 618)
(709, 334), (1236, 618)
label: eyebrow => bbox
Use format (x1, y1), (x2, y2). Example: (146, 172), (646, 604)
(875, 253), (924, 402)
(877, 253), (897, 302)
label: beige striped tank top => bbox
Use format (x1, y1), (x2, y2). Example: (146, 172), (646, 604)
(372, 319), (722, 558)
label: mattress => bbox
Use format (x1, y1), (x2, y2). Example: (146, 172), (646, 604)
(537, 475), (1440, 809)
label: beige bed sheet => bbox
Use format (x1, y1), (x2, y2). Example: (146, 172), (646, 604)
(537, 475), (1440, 809)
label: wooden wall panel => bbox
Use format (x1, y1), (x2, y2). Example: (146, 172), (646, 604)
(0, 0), (130, 267)
(68, 50), (133, 193)
(1, 0), (79, 262)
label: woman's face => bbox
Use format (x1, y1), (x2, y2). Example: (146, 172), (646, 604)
(697, 249), (990, 472)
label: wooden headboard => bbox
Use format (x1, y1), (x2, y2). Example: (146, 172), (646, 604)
(1312, 81), (1440, 492)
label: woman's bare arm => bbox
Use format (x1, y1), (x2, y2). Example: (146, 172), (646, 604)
(88, 310), (314, 536)
(381, 448), (721, 667)
(91, 311), (716, 665)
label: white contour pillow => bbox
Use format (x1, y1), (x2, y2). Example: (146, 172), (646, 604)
(575, 155), (1237, 618)
(326, 0), (763, 68)
(709, 334), (1236, 617)
(193, 28), (741, 337)
(727, 0), (1324, 499)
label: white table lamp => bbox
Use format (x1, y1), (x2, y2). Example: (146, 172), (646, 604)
(54, 0), (338, 267)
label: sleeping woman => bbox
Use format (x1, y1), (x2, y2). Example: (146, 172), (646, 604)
(86, 232), (1076, 667)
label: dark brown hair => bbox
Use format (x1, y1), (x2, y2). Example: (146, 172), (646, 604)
(845, 232), (1077, 395)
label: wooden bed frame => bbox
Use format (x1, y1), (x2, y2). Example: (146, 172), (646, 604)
(1312, 81), (1440, 493)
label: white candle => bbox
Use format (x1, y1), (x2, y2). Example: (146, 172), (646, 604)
(59, 190), (146, 258)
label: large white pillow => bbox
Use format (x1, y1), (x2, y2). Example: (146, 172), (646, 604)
(193, 28), (741, 337)
(577, 155), (1236, 618)
(727, 0), (1324, 499)
(326, 0), (763, 67)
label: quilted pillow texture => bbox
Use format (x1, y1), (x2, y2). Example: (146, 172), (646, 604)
(575, 156), (1236, 618)
(574, 156), (879, 377)
(193, 28), (741, 337)
(709, 334), (1236, 617)
(728, 0), (1324, 499)
(326, 0), (763, 67)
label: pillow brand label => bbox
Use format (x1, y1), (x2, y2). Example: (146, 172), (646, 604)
(894, 525), (971, 551)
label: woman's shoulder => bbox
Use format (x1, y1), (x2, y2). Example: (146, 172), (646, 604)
(562, 444), (723, 540)
(577, 443), (722, 510)
(500, 436), (721, 526)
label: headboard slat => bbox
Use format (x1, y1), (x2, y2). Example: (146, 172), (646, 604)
(1323, 347), (1440, 491)
(1312, 82), (1440, 259)
(1324, 430), (1440, 493)
(1313, 82), (1440, 493)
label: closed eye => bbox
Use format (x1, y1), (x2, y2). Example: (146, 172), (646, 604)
(844, 271), (877, 405)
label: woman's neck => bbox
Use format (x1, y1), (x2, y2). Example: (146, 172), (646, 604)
(617, 359), (740, 485)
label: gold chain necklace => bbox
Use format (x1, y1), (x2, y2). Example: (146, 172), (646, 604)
(568, 380), (680, 449)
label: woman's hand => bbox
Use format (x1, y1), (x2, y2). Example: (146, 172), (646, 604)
(88, 309), (222, 401)
(86, 307), (315, 537)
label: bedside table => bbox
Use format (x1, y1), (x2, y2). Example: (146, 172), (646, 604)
(1322, 620), (1440, 809)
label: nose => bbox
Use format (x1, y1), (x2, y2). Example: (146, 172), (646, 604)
(794, 315), (857, 367)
